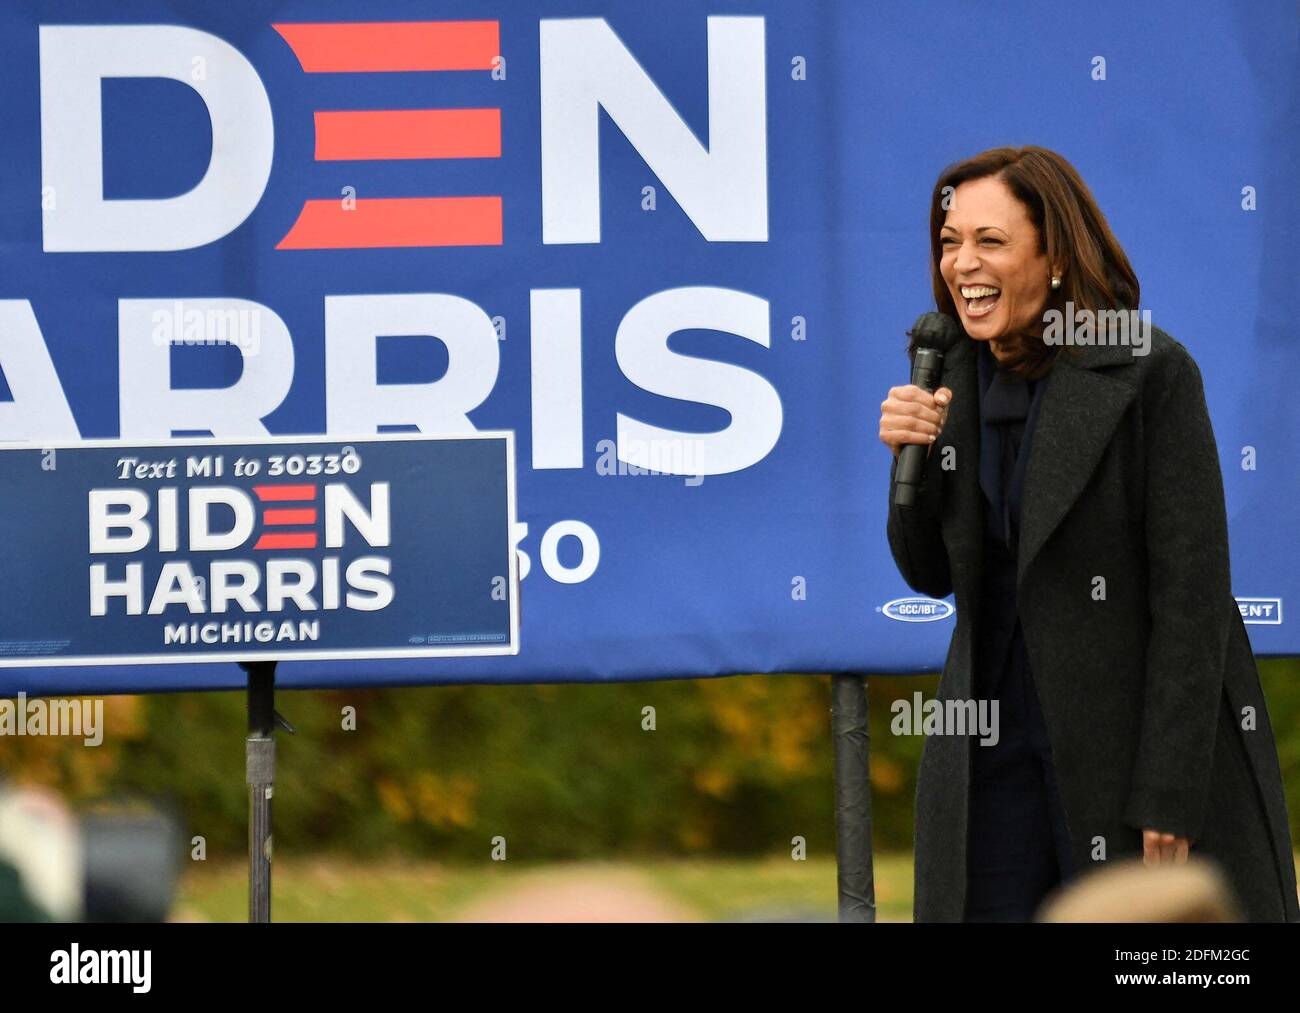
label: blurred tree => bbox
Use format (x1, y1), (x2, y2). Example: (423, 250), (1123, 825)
(1, 662), (1294, 863)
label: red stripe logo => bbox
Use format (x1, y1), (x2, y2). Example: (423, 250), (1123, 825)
(272, 20), (498, 72)
(313, 109), (501, 161)
(273, 21), (503, 250)
(278, 197), (502, 250)
(262, 508), (317, 526)
(253, 532), (318, 551)
(253, 484), (317, 502)
(253, 484), (318, 549)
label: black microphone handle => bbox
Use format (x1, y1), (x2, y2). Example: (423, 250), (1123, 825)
(892, 347), (944, 507)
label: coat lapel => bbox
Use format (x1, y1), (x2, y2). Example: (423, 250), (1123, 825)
(1016, 341), (1138, 587)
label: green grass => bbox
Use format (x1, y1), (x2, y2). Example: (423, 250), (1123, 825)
(174, 853), (916, 923)
(176, 851), (1300, 923)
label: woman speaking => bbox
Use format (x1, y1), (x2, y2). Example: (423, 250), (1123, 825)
(879, 146), (1299, 922)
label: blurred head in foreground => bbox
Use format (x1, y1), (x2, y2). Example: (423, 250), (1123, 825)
(1036, 857), (1242, 922)
(452, 868), (700, 923)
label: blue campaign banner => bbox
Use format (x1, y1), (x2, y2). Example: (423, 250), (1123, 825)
(0, 0), (1295, 693)
(0, 435), (519, 674)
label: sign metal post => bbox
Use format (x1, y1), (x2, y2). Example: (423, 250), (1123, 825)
(831, 672), (876, 923)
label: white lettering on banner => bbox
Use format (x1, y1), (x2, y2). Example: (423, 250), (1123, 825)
(39, 26), (274, 252)
(163, 620), (321, 645)
(540, 16), (768, 244)
(530, 289), (585, 470)
(325, 294), (500, 436)
(86, 483), (393, 616)
(188, 487), (256, 551)
(14, 17), (781, 481)
(324, 484), (391, 549)
(0, 301), (80, 440)
(118, 298), (295, 439)
(38, 18), (765, 251)
(88, 489), (152, 552)
(616, 287), (781, 475)
(539, 520), (600, 584)
(0, 295), (785, 476)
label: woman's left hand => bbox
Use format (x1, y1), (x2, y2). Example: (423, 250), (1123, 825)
(1142, 828), (1190, 865)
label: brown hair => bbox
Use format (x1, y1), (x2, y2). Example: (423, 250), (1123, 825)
(926, 146), (1140, 378)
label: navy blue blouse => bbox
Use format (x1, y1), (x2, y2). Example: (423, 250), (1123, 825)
(974, 342), (1051, 699)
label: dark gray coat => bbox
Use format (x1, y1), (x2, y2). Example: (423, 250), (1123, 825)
(887, 325), (1299, 922)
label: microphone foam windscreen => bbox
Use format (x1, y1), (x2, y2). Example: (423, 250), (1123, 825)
(907, 312), (963, 352)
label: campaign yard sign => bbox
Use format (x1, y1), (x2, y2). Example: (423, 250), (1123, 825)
(0, 434), (520, 667)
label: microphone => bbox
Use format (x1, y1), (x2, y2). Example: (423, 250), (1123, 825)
(893, 312), (962, 507)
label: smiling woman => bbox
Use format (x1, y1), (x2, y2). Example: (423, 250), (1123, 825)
(939, 181), (1057, 358)
(929, 149), (1140, 379)
(878, 145), (1299, 924)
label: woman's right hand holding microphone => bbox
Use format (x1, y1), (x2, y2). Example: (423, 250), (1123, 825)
(879, 385), (953, 458)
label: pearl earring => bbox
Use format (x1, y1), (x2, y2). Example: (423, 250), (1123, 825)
(1050, 275), (1061, 290)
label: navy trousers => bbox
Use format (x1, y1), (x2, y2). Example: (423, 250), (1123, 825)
(964, 623), (1076, 922)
